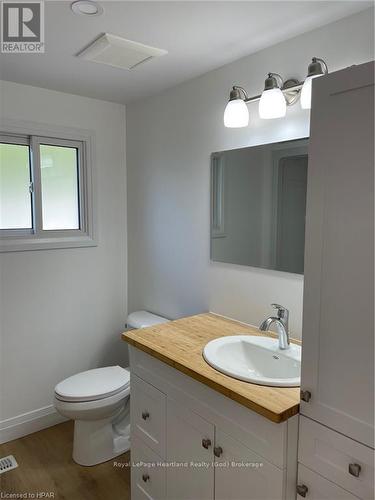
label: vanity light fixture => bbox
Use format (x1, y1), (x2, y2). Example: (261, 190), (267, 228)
(223, 86), (250, 128)
(223, 57), (328, 127)
(300, 57), (328, 109)
(259, 73), (286, 119)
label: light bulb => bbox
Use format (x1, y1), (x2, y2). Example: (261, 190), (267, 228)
(259, 88), (286, 119)
(300, 74), (321, 109)
(223, 99), (249, 128)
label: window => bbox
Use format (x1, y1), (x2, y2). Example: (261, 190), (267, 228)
(0, 124), (95, 251)
(0, 139), (32, 230)
(39, 141), (80, 230)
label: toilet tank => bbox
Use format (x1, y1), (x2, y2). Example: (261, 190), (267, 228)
(126, 310), (169, 330)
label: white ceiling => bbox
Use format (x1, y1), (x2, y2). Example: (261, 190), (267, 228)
(0, 1), (372, 104)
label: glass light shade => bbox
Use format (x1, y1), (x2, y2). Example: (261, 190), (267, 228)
(300, 74), (321, 109)
(223, 99), (249, 128)
(259, 88), (286, 119)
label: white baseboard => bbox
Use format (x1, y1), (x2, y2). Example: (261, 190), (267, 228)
(0, 405), (68, 444)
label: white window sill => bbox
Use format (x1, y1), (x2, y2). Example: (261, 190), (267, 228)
(0, 234), (97, 252)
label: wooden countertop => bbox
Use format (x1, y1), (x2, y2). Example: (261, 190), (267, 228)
(122, 313), (300, 423)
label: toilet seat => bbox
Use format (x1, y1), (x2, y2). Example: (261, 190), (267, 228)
(55, 366), (130, 403)
(54, 385), (130, 417)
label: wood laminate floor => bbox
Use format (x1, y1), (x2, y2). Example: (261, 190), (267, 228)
(0, 422), (131, 500)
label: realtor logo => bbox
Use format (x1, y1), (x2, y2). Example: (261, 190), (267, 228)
(1, 1), (44, 53)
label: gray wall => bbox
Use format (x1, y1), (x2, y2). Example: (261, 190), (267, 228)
(0, 82), (127, 426)
(126, 9), (374, 339)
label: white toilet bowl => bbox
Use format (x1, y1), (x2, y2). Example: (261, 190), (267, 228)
(54, 311), (169, 466)
(54, 366), (130, 466)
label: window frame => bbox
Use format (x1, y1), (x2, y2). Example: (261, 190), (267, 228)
(0, 119), (96, 252)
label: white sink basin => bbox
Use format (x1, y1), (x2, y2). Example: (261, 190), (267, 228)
(203, 335), (301, 387)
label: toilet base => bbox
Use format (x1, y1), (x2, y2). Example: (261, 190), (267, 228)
(73, 417), (130, 466)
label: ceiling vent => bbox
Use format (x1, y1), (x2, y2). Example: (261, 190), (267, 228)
(77, 33), (167, 70)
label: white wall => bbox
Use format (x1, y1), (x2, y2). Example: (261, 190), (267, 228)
(0, 82), (127, 437)
(126, 9), (374, 339)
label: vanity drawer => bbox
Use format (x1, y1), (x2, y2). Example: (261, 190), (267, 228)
(131, 436), (166, 500)
(297, 464), (359, 499)
(298, 416), (374, 499)
(131, 374), (166, 457)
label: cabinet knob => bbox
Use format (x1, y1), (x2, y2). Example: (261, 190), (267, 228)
(142, 473), (150, 483)
(214, 446), (223, 458)
(300, 390), (311, 402)
(141, 410), (150, 420)
(201, 438), (211, 449)
(348, 463), (361, 477)
(297, 484), (308, 497)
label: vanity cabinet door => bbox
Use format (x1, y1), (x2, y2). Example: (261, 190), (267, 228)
(301, 61), (374, 447)
(166, 399), (214, 500)
(214, 428), (284, 500)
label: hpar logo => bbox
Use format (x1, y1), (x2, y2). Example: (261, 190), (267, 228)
(1, 1), (44, 53)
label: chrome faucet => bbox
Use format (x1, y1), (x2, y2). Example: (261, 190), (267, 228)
(259, 304), (290, 350)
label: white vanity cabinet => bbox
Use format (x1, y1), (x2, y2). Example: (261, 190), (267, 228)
(129, 346), (298, 500)
(298, 61), (374, 499)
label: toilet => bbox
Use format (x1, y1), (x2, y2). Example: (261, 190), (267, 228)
(54, 311), (169, 466)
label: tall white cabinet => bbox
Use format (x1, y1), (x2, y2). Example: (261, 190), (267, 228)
(298, 61), (374, 499)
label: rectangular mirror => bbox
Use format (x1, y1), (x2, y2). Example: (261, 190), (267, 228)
(211, 138), (308, 274)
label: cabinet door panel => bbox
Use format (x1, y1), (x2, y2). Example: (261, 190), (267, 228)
(297, 464), (359, 500)
(215, 428), (284, 500)
(166, 399), (214, 500)
(301, 61), (374, 447)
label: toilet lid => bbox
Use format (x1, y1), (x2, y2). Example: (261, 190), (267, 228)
(54, 366), (130, 402)
(127, 310), (169, 329)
